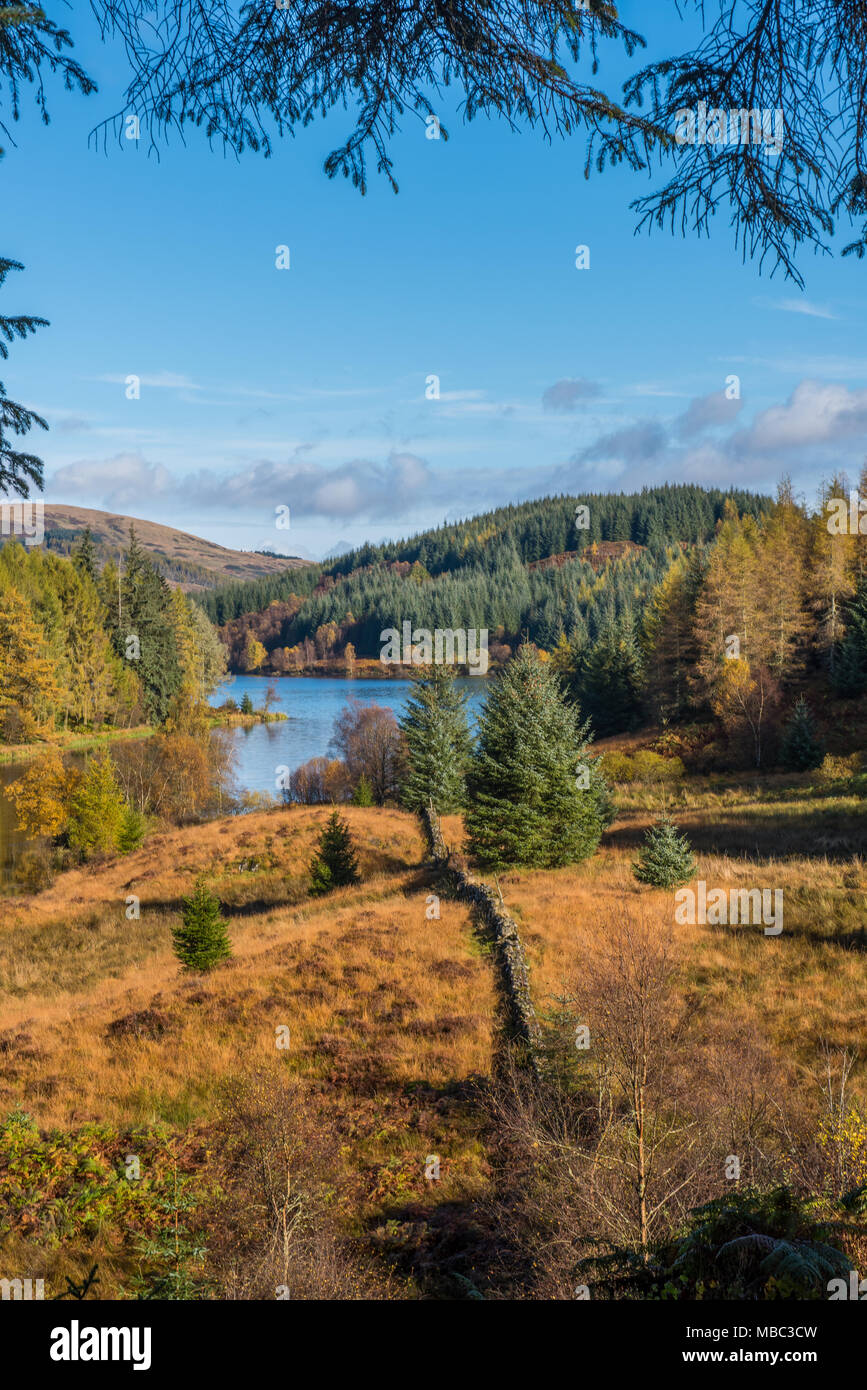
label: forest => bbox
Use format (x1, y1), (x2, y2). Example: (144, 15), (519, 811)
(202, 478), (867, 770)
(206, 484), (770, 669)
(0, 525), (226, 745)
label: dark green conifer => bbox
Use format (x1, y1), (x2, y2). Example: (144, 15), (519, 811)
(308, 810), (360, 895)
(464, 644), (611, 870)
(0, 258), (48, 497)
(172, 878), (232, 971)
(779, 696), (824, 771)
(399, 664), (474, 814)
(632, 816), (696, 888)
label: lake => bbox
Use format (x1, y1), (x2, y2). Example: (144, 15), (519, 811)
(212, 674), (485, 796)
(0, 675), (487, 888)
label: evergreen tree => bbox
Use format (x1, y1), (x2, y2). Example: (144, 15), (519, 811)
(633, 816), (696, 888)
(399, 664), (474, 814)
(120, 527), (183, 724)
(779, 696), (824, 771)
(240, 690), (254, 715)
(464, 644), (611, 871)
(117, 804), (146, 854)
(173, 878), (233, 971)
(0, 258), (48, 497)
(308, 810), (360, 895)
(350, 773), (374, 806)
(573, 614), (644, 736)
(833, 577), (867, 697)
(72, 526), (98, 581)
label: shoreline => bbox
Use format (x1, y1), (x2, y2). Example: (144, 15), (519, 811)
(0, 710), (286, 766)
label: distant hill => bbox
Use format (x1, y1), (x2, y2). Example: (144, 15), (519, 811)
(5, 505), (310, 592)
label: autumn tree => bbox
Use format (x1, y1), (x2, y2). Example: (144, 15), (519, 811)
(0, 583), (61, 739)
(812, 476), (857, 676)
(7, 748), (75, 838)
(66, 750), (128, 857)
(243, 632), (267, 673)
(641, 553), (701, 725)
(330, 699), (404, 804)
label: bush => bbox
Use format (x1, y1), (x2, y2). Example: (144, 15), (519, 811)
(632, 750), (686, 784)
(816, 753), (862, 787)
(600, 751), (636, 784)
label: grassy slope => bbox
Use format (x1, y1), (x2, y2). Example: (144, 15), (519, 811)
(0, 807), (494, 1297)
(1, 781), (865, 1297)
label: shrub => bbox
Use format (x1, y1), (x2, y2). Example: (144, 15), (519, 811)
(632, 750), (686, 784)
(816, 753), (862, 787)
(600, 751), (636, 784)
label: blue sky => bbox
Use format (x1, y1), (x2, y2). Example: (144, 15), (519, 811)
(2, 2), (867, 559)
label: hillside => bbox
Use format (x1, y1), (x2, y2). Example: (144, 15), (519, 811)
(1, 784), (865, 1299)
(7, 505), (309, 592)
(204, 484), (772, 675)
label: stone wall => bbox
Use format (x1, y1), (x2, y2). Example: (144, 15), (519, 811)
(421, 806), (540, 1070)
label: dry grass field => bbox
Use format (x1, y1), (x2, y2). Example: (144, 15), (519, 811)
(1, 776), (864, 1299)
(0, 806), (494, 1298)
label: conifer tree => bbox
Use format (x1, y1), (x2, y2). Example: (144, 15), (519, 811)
(573, 614), (644, 737)
(0, 257), (48, 498)
(833, 577), (867, 697)
(117, 804), (146, 854)
(464, 644), (611, 871)
(399, 664), (474, 814)
(240, 690), (254, 715)
(642, 552), (701, 724)
(73, 526), (98, 581)
(633, 816), (696, 888)
(173, 878), (232, 971)
(308, 810), (360, 895)
(779, 696), (824, 771)
(119, 527), (183, 724)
